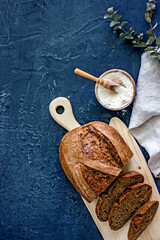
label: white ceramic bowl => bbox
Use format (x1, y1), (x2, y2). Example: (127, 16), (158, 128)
(95, 69), (136, 111)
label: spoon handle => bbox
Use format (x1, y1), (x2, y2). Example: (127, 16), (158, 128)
(75, 68), (98, 82)
(74, 68), (118, 92)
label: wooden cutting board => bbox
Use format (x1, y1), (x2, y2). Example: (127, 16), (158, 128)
(49, 97), (160, 240)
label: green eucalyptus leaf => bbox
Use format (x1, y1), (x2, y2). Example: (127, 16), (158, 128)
(119, 32), (125, 38)
(123, 32), (130, 37)
(121, 21), (128, 28)
(128, 27), (135, 36)
(146, 28), (155, 35)
(110, 21), (120, 27)
(145, 46), (155, 51)
(146, 2), (151, 11)
(150, 52), (158, 58)
(120, 30), (135, 39)
(124, 35), (133, 40)
(149, 0), (156, 4)
(138, 33), (144, 39)
(134, 42), (147, 48)
(104, 13), (112, 19)
(146, 2), (155, 12)
(145, 12), (149, 17)
(107, 7), (114, 13)
(156, 36), (160, 46)
(133, 33), (144, 42)
(149, 0), (156, 9)
(112, 13), (121, 21)
(146, 36), (155, 45)
(129, 26), (135, 32)
(147, 0), (156, 18)
(145, 13), (151, 23)
(113, 26), (122, 30)
(146, 2), (151, 12)
(104, 2), (159, 63)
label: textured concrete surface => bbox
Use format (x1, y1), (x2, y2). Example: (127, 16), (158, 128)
(0, 0), (159, 240)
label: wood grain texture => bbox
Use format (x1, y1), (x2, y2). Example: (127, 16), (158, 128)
(82, 117), (160, 240)
(49, 98), (160, 240)
(49, 97), (80, 131)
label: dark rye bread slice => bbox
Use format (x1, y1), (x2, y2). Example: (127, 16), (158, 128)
(128, 201), (159, 240)
(59, 121), (133, 202)
(96, 171), (144, 222)
(108, 183), (152, 230)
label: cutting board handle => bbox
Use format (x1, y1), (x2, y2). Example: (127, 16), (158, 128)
(49, 97), (80, 131)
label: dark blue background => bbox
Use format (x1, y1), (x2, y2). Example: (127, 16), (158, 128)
(0, 0), (160, 240)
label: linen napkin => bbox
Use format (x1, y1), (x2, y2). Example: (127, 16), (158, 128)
(129, 51), (160, 178)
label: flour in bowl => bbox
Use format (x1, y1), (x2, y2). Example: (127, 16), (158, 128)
(96, 71), (134, 110)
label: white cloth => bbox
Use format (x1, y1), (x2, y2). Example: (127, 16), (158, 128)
(129, 51), (160, 178)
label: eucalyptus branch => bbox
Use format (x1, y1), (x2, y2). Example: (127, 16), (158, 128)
(104, 0), (160, 63)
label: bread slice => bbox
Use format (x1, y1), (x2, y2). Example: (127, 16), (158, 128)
(59, 121), (133, 202)
(108, 183), (152, 230)
(96, 171), (144, 221)
(128, 201), (159, 240)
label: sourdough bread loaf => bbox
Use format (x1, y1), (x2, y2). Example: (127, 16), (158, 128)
(96, 171), (144, 221)
(108, 183), (152, 230)
(128, 201), (159, 240)
(59, 121), (133, 202)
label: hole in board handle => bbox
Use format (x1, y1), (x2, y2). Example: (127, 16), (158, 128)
(56, 105), (64, 114)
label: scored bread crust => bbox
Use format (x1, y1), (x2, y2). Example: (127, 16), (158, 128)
(92, 121), (133, 166)
(128, 201), (159, 240)
(59, 121), (133, 203)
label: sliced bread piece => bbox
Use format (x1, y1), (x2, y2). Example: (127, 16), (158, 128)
(96, 171), (144, 221)
(108, 183), (152, 230)
(128, 201), (159, 240)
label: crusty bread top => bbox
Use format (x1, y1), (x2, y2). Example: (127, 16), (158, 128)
(59, 121), (133, 202)
(86, 121), (133, 166)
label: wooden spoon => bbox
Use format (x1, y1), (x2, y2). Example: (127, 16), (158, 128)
(74, 68), (124, 92)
